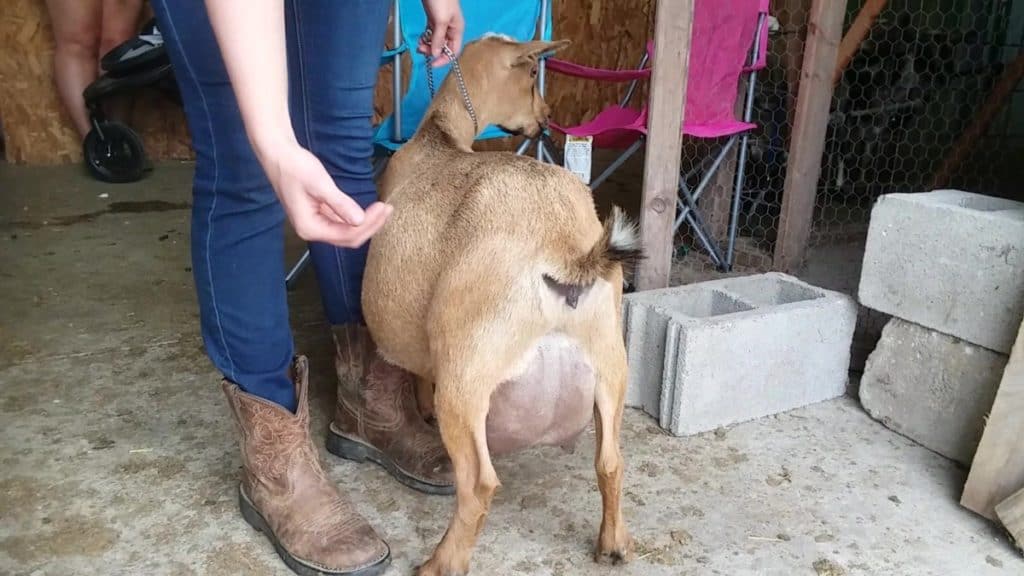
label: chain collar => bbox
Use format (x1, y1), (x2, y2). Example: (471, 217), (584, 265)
(422, 30), (479, 135)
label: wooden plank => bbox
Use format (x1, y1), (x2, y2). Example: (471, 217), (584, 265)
(636, 0), (695, 290)
(778, 0), (812, 142)
(772, 0), (847, 274)
(961, 317), (1024, 520)
(995, 486), (1024, 552)
(833, 0), (888, 86)
(930, 54), (1024, 190)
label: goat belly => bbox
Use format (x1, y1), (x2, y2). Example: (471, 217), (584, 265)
(485, 334), (596, 456)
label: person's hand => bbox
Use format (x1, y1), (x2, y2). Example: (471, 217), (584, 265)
(418, 0), (464, 67)
(261, 143), (393, 248)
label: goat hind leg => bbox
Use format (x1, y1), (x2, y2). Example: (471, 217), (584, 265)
(586, 317), (633, 564)
(416, 379), (499, 576)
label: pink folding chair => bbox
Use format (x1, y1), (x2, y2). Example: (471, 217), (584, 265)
(547, 0), (770, 271)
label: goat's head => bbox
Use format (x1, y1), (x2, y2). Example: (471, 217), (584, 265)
(454, 35), (571, 138)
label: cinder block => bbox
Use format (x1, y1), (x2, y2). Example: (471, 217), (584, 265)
(623, 273), (857, 435)
(860, 317), (1008, 465)
(859, 190), (1024, 354)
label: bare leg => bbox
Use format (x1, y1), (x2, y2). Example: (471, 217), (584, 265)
(99, 0), (144, 58)
(99, 0), (145, 124)
(46, 0), (103, 138)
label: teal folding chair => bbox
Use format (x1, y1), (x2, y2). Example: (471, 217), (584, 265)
(286, 0), (554, 289)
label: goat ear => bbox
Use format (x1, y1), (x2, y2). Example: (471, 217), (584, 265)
(514, 39), (571, 64)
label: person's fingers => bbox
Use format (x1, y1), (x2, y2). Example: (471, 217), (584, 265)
(318, 203), (347, 224)
(345, 203), (392, 246)
(313, 180), (366, 226)
(312, 202), (393, 248)
(430, 21), (448, 61)
(448, 14), (464, 55)
(417, 31), (431, 56)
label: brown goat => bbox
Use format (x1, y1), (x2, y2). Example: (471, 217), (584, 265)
(362, 36), (638, 575)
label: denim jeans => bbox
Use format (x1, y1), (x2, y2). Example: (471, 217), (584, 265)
(151, 0), (391, 410)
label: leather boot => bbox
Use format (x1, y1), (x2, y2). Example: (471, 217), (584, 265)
(326, 324), (455, 495)
(223, 356), (390, 576)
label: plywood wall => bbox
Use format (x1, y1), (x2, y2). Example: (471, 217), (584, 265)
(0, 0), (653, 165)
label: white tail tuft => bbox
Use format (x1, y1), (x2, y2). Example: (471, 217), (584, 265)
(607, 206), (640, 254)
(481, 32), (516, 42)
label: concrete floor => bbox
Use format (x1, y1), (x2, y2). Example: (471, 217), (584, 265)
(1, 162), (1019, 576)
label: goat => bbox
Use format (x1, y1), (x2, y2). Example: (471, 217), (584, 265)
(362, 36), (639, 575)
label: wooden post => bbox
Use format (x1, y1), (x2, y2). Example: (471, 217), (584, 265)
(833, 0), (887, 86)
(772, 0), (846, 273)
(778, 0), (812, 142)
(636, 0), (695, 290)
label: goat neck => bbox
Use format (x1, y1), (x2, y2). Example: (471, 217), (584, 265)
(415, 78), (486, 153)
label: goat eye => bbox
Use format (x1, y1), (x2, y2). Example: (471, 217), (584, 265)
(530, 66), (537, 78)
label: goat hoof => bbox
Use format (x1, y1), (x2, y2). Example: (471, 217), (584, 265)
(594, 534), (635, 565)
(415, 558), (466, 576)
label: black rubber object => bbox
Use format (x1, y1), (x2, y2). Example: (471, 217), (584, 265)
(82, 121), (147, 183)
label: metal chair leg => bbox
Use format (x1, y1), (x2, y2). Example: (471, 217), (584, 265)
(678, 183), (726, 269)
(591, 138), (643, 191)
(285, 249), (311, 291)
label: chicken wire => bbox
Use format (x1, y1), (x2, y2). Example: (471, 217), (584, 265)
(673, 0), (1023, 363)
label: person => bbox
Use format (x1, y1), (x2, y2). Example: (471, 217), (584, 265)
(46, 0), (145, 139)
(149, 1), (464, 574)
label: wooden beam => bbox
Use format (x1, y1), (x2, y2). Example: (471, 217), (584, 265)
(995, 487), (1024, 552)
(962, 317), (1024, 521)
(833, 0), (888, 86)
(778, 0), (812, 141)
(930, 54), (1024, 190)
(636, 0), (695, 290)
(772, 0), (847, 273)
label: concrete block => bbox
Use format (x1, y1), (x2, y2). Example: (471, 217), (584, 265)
(860, 317), (1008, 465)
(623, 273), (857, 435)
(859, 190), (1024, 353)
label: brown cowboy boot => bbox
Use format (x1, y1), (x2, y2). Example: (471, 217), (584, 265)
(223, 356), (390, 576)
(325, 324), (455, 495)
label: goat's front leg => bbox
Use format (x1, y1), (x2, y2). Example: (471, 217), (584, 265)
(417, 381), (499, 576)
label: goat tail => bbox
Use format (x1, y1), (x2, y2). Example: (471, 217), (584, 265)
(558, 206), (644, 286)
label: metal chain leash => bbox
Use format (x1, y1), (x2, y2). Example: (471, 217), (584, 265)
(422, 29), (479, 135)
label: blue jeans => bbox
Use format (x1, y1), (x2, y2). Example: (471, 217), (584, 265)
(151, 0), (391, 411)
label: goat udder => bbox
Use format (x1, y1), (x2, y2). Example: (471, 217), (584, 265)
(485, 334), (596, 455)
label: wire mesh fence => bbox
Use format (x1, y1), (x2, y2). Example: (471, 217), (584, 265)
(671, 0), (1024, 364)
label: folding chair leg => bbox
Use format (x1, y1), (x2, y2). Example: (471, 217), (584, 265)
(726, 132), (752, 270)
(722, 45), (763, 271)
(674, 136), (738, 225)
(678, 184), (726, 269)
(542, 132), (563, 165)
(591, 138), (643, 191)
(285, 249), (311, 291)
(516, 138), (533, 155)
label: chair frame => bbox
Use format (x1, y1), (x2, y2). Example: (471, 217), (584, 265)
(545, 7), (768, 272)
